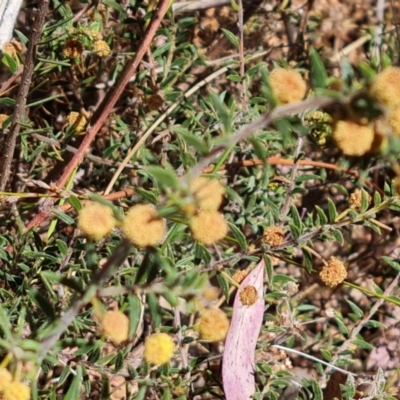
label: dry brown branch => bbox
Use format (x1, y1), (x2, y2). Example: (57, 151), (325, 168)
(0, 0), (50, 190)
(24, 0), (171, 231)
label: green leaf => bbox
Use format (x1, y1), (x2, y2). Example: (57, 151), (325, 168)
(346, 300), (363, 319)
(351, 338), (374, 350)
(320, 349), (333, 361)
(360, 189), (370, 212)
(312, 380), (323, 400)
(382, 256), (400, 271)
(327, 197), (338, 222)
(228, 223), (247, 250)
(128, 294), (142, 339)
(64, 366), (82, 400)
(314, 205), (328, 226)
(146, 165), (179, 189)
(217, 273), (230, 302)
(309, 47), (328, 88)
(2, 53), (18, 74)
(335, 316), (348, 335)
(331, 229), (344, 245)
(174, 126), (209, 155)
(68, 195), (82, 212)
(51, 209), (75, 225)
(374, 190), (382, 206)
(147, 292), (161, 329)
(301, 248), (313, 273)
(290, 205), (302, 230)
(221, 28), (239, 48)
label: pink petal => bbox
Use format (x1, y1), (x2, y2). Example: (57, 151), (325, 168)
(222, 260), (265, 400)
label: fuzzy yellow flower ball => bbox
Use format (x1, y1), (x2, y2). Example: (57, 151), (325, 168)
(240, 285), (258, 306)
(66, 111), (87, 134)
(190, 177), (225, 211)
(78, 201), (116, 240)
(263, 226), (284, 246)
(144, 333), (175, 365)
(101, 310), (129, 345)
(319, 256), (347, 287)
(93, 40), (111, 57)
(0, 114), (9, 128)
(370, 66), (400, 109)
(332, 120), (375, 156)
(197, 308), (230, 342)
(0, 368), (12, 391)
(3, 381), (30, 400)
(388, 106), (400, 137)
(122, 204), (166, 247)
(348, 189), (371, 211)
(269, 68), (307, 104)
(63, 39), (83, 58)
(190, 210), (228, 245)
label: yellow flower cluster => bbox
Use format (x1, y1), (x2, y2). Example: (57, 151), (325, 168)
(0, 368), (30, 400)
(66, 111), (87, 134)
(63, 39), (83, 58)
(100, 310), (130, 345)
(122, 204), (166, 247)
(187, 176), (229, 246)
(196, 308), (230, 342)
(144, 332), (175, 365)
(240, 285), (258, 306)
(263, 226), (284, 247)
(332, 120), (375, 156)
(319, 256), (347, 287)
(78, 201), (116, 241)
(93, 40), (111, 57)
(269, 68), (307, 105)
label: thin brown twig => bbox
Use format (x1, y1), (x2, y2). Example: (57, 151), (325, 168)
(24, 0), (171, 231)
(0, 0), (50, 191)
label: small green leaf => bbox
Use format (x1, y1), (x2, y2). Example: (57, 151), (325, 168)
(315, 205), (328, 226)
(309, 47), (328, 88)
(327, 197), (338, 222)
(346, 300), (364, 319)
(290, 205), (302, 230)
(351, 338), (374, 350)
(221, 28), (239, 48)
(128, 294), (142, 338)
(146, 165), (179, 189)
(331, 229), (344, 245)
(51, 209), (75, 225)
(374, 190), (382, 205)
(228, 223), (247, 250)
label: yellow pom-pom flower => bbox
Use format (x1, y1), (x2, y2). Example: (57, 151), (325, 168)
(190, 177), (225, 211)
(0, 114), (9, 128)
(122, 204), (166, 247)
(269, 68), (307, 104)
(144, 333), (175, 366)
(190, 210), (228, 245)
(0, 368), (12, 391)
(3, 381), (30, 400)
(388, 106), (400, 137)
(263, 226), (284, 246)
(240, 285), (258, 306)
(66, 112), (87, 134)
(63, 39), (83, 58)
(370, 66), (400, 109)
(197, 308), (230, 342)
(78, 201), (116, 240)
(101, 310), (129, 345)
(319, 256), (347, 287)
(93, 40), (111, 57)
(332, 120), (375, 156)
